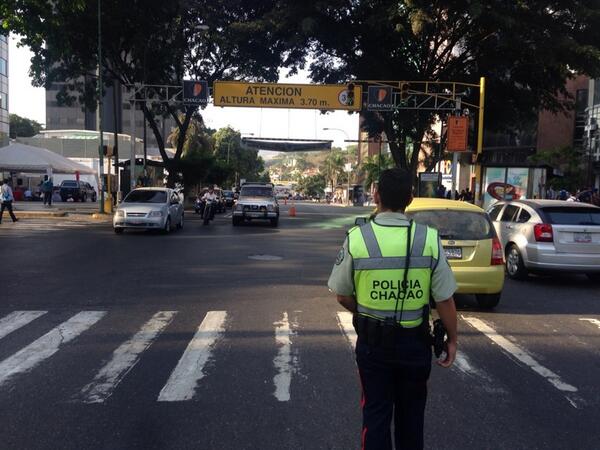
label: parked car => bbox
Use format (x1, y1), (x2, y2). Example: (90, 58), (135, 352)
(113, 188), (184, 234)
(487, 200), (600, 281)
(223, 190), (236, 208)
(405, 198), (505, 309)
(59, 180), (97, 202)
(232, 182), (279, 227)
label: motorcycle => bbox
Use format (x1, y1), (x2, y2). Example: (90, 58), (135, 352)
(201, 199), (215, 225)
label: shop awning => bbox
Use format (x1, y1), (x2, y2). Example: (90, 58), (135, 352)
(0, 143), (96, 174)
(242, 138), (332, 153)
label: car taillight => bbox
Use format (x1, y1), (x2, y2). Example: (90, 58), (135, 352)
(534, 223), (553, 242)
(491, 237), (504, 265)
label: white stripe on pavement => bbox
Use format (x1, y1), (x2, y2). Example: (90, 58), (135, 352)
(80, 311), (177, 403)
(0, 311), (47, 341)
(462, 316), (580, 406)
(0, 311), (106, 387)
(158, 311), (227, 402)
(579, 318), (600, 330)
(336, 311), (357, 349)
(273, 312), (298, 402)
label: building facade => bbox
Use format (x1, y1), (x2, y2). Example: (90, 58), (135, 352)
(584, 79), (600, 189)
(0, 34), (9, 146)
(46, 80), (175, 149)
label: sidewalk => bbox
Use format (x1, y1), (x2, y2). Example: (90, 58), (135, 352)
(12, 201), (107, 219)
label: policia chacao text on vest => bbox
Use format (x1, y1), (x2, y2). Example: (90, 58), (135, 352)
(328, 169), (458, 450)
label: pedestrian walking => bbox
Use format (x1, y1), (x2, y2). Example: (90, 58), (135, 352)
(328, 168), (458, 450)
(41, 175), (54, 207)
(0, 179), (19, 223)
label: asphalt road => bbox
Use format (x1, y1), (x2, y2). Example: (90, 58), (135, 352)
(0, 203), (599, 450)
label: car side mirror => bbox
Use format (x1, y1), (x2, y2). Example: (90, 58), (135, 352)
(355, 217), (368, 226)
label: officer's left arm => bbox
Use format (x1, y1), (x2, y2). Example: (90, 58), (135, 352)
(327, 237), (356, 311)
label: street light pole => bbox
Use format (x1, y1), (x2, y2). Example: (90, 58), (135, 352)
(97, 0), (105, 213)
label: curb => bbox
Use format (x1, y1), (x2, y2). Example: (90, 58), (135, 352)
(11, 211), (67, 218)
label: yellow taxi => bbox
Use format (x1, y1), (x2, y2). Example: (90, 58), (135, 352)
(405, 198), (505, 309)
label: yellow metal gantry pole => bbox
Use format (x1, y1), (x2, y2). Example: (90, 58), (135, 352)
(474, 77), (486, 205)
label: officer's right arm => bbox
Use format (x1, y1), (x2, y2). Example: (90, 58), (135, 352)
(327, 237), (356, 312)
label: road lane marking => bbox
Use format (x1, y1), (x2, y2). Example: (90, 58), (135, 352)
(336, 312), (357, 349)
(579, 318), (600, 330)
(0, 311), (106, 387)
(0, 311), (47, 341)
(273, 312), (298, 402)
(158, 311), (227, 402)
(80, 311), (177, 403)
(462, 316), (581, 407)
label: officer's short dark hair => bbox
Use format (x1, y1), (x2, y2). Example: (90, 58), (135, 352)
(377, 168), (413, 211)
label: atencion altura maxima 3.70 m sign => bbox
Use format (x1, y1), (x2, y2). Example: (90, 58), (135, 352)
(213, 81), (362, 111)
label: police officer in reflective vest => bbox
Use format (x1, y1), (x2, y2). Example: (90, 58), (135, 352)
(328, 168), (458, 450)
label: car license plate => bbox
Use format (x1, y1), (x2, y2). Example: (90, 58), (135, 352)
(444, 247), (462, 259)
(574, 233), (592, 243)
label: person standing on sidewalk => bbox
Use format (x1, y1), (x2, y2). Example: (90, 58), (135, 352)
(41, 175), (54, 207)
(0, 179), (19, 223)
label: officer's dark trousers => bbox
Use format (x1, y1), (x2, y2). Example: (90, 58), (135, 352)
(356, 336), (431, 450)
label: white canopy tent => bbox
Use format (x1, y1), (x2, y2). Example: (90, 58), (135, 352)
(0, 143), (96, 175)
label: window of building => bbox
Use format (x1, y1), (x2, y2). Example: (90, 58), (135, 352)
(0, 35), (6, 43)
(0, 93), (7, 110)
(0, 58), (6, 76)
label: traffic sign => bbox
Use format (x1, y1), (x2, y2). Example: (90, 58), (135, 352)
(183, 80), (208, 105)
(367, 86), (393, 111)
(447, 116), (469, 152)
(213, 81), (362, 111)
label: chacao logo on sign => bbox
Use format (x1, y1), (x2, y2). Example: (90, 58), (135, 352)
(213, 81), (362, 111)
(367, 86), (394, 111)
(183, 80), (208, 105)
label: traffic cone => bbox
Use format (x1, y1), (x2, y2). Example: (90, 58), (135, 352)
(289, 204), (297, 217)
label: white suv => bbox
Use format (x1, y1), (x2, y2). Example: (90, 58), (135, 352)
(232, 183), (279, 227)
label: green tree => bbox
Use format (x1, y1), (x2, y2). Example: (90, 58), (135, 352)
(1, 0), (302, 185)
(361, 153), (395, 190)
(322, 147), (346, 190)
(529, 146), (587, 193)
(213, 127), (266, 187)
(9, 114), (43, 138)
(297, 174), (326, 198)
(298, 1), (600, 183)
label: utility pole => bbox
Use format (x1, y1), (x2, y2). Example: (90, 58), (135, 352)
(97, 0), (105, 213)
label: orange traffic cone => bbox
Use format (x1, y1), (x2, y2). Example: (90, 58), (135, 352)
(289, 204), (297, 217)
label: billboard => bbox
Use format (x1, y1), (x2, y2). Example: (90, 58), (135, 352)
(447, 116), (469, 152)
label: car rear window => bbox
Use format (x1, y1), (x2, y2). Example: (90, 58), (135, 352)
(406, 210), (495, 240)
(541, 207), (600, 225)
(240, 187), (272, 197)
(61, 181), (78, 187)
(124, 190), (167, 204)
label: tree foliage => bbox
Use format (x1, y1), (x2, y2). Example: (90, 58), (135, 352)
(9, 114), (43, 138)
(529, 146), (589, 192)
(213, 127), (267, 186)
(297, 1), (600, 182)
(296, 174), (326, 198)
(1, 0), (302, 184)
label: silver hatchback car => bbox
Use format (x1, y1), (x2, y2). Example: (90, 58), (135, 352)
(487, 200), (600, 280)
(113, 188), (184, 234)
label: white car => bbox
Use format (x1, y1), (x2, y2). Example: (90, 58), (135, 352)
(113, 188), (184, 234)
(232, 182), (279, 227)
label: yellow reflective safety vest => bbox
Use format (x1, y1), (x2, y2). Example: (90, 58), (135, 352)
(348, 220), (439, 328)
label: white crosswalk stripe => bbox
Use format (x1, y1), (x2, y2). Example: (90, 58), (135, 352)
(462, 315), (582, 408)
(158, 311), (227, 402)
(272, 311), (299, 402)
(0, 311), (106, 387)
(80, 311), (177, 403)
(0, 311), (47, 341)
(0, 309), (593, 408)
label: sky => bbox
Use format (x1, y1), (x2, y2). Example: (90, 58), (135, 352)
(8, 35), (359, 149)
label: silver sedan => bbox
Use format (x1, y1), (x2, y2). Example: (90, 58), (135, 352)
(113, 188), (184, 234)
(487, 199), (600, 281)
